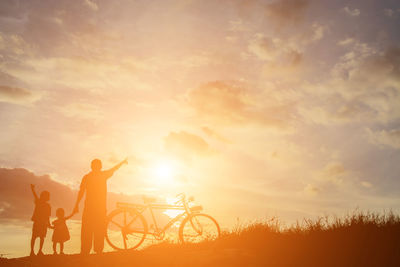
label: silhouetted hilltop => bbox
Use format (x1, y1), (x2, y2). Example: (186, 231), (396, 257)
(2, 212), (400, 267)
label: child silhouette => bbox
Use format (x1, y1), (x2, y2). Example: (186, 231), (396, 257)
(51, 208), (75, 255)
(30, 184), (51, 256)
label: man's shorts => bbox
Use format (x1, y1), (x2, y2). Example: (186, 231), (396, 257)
(32, 222), (48, 238)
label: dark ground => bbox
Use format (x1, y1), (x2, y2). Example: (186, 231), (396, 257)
(2, 212), (400, 267)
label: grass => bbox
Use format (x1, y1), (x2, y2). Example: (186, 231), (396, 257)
(2, 211), (400, 266)
(146, 211), (400, 266)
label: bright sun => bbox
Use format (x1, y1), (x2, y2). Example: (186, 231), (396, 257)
(152, 161), (175, 185)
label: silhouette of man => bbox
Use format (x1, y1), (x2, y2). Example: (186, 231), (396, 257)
(73, 158), (127, 254)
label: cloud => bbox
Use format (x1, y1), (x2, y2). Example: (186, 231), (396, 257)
(361, 181), (373, 188)
(304, 184), (320, 196)
(247, 21), (326, 75)
(334, 46), (400, 121)
(2, 0), (105, 57)
(0, 71), (24, 88)
(201, 127), (231, 144)
(366, 128), (400, 149)
(343, 6), (361, 17)
(13, 57), (144, 92)
(298, 101), (371, 125)
(322, 162), (347, 178)
(187, 81), (249, 124)
(228, 19), (249, 32)
(0, 1), (124, 96)
(0, 85), (41, 105)
(0, 168), (75, 222)
(300, 45), (400, 125)
(0, 168), (168, 224)
(309, 22), (326, 42)
(383, 8), (400, 18)
(295, 22), (328, 47)
(308, 160), (381, 198)
(84, 0), (98, 11)
(164, 131), (214, 159)
(311, 161), (354, 190)
(231, 0), (310, 30)
(247, 31), (318, 64)
(59, 102), (103, 121)
(248, 35), (279, 61)
(0, 32), (32, 57)
(383, 8), (395, 17)
(266, 0), (309, 26)
(187, 81), (292, 129)
(337, 37), (356, 46)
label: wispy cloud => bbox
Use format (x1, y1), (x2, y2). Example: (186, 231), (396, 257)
(300, 46), (400, 125)
(84, 0), (98, 11)
(266, 0), (310, 26)
(0, 85), (41, 105)
(201, 127), (231, 144)
(164, 131), (215, 159)
(343, 6), (361, 17)
(366, 128), (400, 149)
(187, 81), (292, 129)
(337, 37), (356, 46)
(59, 102), (103, 121)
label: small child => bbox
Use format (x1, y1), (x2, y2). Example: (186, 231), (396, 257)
(51, 208), (75, 255)
(30, 184), (51, 256)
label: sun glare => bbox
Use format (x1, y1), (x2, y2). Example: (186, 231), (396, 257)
(163, 197), (185, 219)
(152, 161), (175, 185)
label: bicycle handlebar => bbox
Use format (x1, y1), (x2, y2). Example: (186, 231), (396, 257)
(176, 193), (185, 198)
(174, 193), (185, 205)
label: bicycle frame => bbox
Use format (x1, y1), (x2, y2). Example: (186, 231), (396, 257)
(106, 194), (218, 250)
(147, 205), (187, 236)
(116, 197), (199, 237)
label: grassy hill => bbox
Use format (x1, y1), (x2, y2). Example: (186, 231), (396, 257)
(1, 212), (400, 267)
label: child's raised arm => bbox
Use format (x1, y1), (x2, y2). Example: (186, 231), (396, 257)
(65, 211), (76, 220)
(30, 184), (38, 200)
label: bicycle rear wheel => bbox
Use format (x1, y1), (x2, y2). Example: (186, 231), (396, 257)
(106, 208), (148, 250)
(179, 213), (220, 243)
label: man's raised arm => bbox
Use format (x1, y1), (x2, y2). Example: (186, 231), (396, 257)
(106, 158), (128, 178)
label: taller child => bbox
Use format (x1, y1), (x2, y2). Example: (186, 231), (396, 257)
(30, 184), (51, 256)
(73, 158), (128, 254)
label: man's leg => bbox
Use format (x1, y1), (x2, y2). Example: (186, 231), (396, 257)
(38, 237), (44, 255)
(30, 235), (36, 256)
(94, 214), (106, 253)
(81, 212), (94, 254)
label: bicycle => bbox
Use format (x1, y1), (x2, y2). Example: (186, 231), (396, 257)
(105, 193), (220, 250)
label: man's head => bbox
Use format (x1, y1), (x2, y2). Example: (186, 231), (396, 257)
(91, 159), (102, 171)
(40, 191), (50, 202)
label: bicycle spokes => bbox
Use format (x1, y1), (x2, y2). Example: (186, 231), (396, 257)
(106, 209), (147, 250)
(107, 196), (220, 250)
(190, 217), (204, 234)
(122, 232), (127, 249)
(180, 214), (220, 243)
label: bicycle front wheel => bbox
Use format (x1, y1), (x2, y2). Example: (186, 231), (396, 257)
(106, 208), (148, 250)
(179, 213), (220, 243)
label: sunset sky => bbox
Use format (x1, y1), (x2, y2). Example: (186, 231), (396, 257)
(1, 0), (400, 257)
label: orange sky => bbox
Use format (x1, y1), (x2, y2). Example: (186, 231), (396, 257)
(1, 0), (400, 257)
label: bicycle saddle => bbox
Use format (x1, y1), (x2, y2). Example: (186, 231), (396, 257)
(190, 205), (203, 212)
(143, 196), (157, 204)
